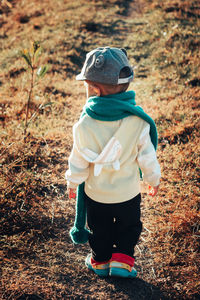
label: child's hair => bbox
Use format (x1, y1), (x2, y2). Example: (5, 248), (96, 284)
(93, 66), (132, 95)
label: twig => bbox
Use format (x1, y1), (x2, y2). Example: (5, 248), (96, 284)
(151, 266), (156, 278)
(51, 202), (55, 224)
(24, 66), (34, 138)
(136, 245), (142, 255)
(27, 101), (45, 126)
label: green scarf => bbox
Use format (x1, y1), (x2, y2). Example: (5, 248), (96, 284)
(70, 91), (158, 244)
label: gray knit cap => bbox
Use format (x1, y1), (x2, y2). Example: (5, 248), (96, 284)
(76, 47), (134, 85)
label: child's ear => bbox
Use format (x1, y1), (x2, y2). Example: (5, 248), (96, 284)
(92, 85), (101, 96)
(85, 80), (101, 96)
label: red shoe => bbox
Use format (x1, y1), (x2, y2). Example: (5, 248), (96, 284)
(109, 253), (137, 278)
(85, 254), (110, 277)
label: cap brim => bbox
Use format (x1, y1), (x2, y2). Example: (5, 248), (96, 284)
(76, 73), (86, 81)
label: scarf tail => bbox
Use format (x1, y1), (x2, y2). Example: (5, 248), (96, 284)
(70, 183), (90, 244)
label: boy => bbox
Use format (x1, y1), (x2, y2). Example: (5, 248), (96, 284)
(65, 47), (161, 278)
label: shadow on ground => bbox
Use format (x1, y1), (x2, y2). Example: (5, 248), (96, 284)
(105, 277), (171, 300)
(15, 277), (170, 300)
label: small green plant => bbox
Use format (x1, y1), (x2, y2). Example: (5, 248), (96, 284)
(19, 41), (50, 139)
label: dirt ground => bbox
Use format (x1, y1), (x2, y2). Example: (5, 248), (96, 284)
(0, 0), (199, 299)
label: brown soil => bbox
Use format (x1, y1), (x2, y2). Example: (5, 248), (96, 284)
(0, 0), (199, 299)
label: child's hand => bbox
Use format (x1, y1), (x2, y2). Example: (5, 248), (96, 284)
(148, 185), (159, 196)
(68, 188), (76, 199)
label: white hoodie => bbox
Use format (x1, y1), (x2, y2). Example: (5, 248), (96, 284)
(65, 114), (161, 203)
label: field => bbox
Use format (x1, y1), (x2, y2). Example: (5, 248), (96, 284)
(0, 0), (199, 299)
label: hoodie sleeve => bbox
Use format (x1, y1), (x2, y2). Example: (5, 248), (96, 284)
(65, 122), (90, 189)
(137, 124), (161, 187)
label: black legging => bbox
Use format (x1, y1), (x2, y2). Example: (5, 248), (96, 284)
(85, 192), (142, 262)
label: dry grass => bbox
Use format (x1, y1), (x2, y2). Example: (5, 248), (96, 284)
(0, 0), (199, 299)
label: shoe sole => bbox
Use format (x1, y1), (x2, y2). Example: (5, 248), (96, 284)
(110, 267), (137, 278)
(85, 260), (109, 277)
(86, 257), (137, 278)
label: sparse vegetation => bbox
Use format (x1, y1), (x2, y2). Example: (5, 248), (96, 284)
(0, 0), (199, 299)
(19, 41), (49, 137)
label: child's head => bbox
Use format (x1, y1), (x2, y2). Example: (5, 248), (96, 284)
(76, 47), (134, 97)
